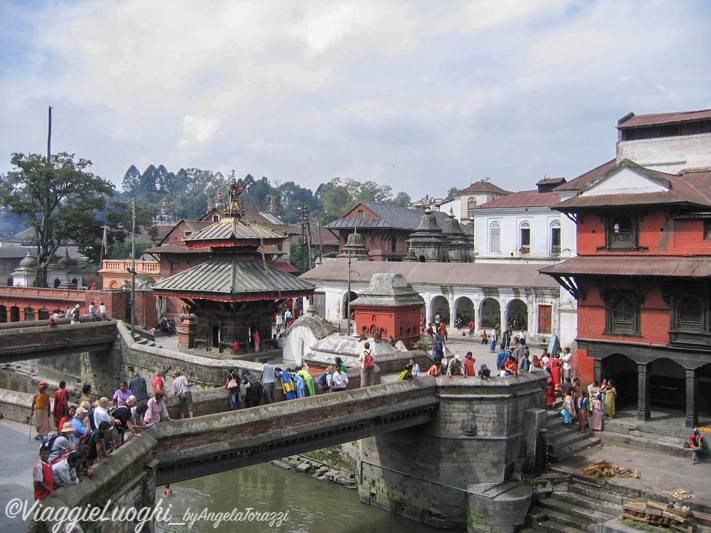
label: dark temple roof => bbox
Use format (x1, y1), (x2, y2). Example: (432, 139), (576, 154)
(153, 260), (315, 301)
(325, 203), (450, 230)
(540, 256), (711, 278)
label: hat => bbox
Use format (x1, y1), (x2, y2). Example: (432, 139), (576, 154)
(61, 422), (75, 433)
(75, 407), (88, 415)
(455, 354), (462, 361)
(75, 304), (80, 308)
(38, 381), (49, 388)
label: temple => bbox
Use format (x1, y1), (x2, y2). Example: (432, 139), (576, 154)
(153, 176), (315, 352)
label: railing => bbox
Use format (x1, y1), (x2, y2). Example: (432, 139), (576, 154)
(550, 245), (561, 255)
(101, 260), (160, 273)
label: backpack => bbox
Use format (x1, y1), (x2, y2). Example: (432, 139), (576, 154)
(318, 373), (329, 392)
(363, 350), (375, 370)
(41, 434), (60, 451)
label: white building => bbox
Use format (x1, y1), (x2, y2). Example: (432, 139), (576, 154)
(438, 180), (510, 220)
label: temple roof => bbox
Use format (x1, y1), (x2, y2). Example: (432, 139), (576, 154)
(153, 260), (315, 301)
(184, 216), (287, 248)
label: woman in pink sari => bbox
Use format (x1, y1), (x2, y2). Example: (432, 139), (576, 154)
(591, 393), (603, 431)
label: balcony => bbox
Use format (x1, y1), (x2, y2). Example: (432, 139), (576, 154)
(669, 329), (711, 348)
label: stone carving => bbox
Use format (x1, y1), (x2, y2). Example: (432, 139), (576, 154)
(463, 422), (477, 436)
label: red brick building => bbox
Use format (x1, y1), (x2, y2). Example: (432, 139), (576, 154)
(542, 111), (711, 428)
(325, 202), (451, 261)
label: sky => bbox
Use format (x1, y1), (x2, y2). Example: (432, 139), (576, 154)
(1, 0), (710, 199)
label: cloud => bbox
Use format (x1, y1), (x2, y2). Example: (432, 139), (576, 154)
(178, 116), (220, 151)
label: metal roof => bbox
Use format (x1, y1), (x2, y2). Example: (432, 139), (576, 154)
(618, 109), (711, 129)
(153, 260), (315, 300)
(475, 190), (561, 210)
(184, 216), (286, 245)
(540, 256), (711, 278)
(301, 261), (559, 289)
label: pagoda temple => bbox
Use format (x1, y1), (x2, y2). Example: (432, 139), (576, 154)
(153, 176), (315, 352)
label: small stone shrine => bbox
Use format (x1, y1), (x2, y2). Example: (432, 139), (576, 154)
(350, 272), (424, 348)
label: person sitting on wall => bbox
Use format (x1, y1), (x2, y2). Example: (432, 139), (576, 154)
(86, 421), (112, 465)
(478, 364), (491, 380)
(397, 364), (414, 381)
(328, 365), (349, 392)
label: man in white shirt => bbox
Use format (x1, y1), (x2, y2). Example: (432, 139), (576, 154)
(52, 452), (81, 487)
(329, 367), (349, 391)
(562, 347), (573, 381)
(93, 398), (113, 429)
(98, 302), (107, 320)
(173, 369), (193, 418)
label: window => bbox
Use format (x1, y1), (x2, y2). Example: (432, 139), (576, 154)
(357, 209), (365, 218)
(520, 221), (531, 254)
(606, 292), (640, 336)
(705, 221), (711, 240)
(489, 222), (500, 253)
(467, 197), (477, 217)
(38, 309), (50, 320)
(678, 296), (703, 330)
(391, 239), (397, 253)
(607, 214), (637, 249)
(550, 220), (561, 255)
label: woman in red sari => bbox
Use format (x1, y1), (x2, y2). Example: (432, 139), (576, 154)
(549, 355), (563, 396)
(546, 368), (556, 407)
(53, 380), (70, 429)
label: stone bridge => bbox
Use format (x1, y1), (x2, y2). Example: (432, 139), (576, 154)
(0, 320), (118, 363)
(152, 379), (440, 485)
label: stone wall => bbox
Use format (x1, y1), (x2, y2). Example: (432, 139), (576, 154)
(0, 388), (33, 423)
(36, 434), (158, 533)
(357, 373), (548, 530)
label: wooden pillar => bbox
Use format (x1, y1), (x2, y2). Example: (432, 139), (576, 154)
(685, 368), (698, 429)
(637, 362), (650, 422)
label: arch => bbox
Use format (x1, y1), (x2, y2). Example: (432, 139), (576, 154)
(430, 296), (450, 325)
(467, 197), (477, 217)
(342, 291), (358, 319)
(550, 219), (561, 255)
(649, 358), (686, 413)
(24, 307), (36, 321)
(454, 296), (474, 328)
(418, 255), (426, 263)
(109, 280), (119, 289)
(601, 353), (637, 409)
(489, 222), (501, 254)
(479, 298), (501, 329)
(0, 305), (6, 323)
(10, 306), (20, 322)
(506, 299), (528, 331)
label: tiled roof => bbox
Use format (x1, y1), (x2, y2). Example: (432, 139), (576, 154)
(618, 109), (711, 129)
(153, 260), (315, 300)
(301, 261), (559, 289)
(325, 203), (450, 230)
(540, 256), (711, 278)
(554, 159), (616, 192)
(454, 181), (510, 196)
(475, 190), (561, 209)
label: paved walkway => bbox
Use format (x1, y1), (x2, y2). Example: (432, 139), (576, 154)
(0, 419), (38, 533)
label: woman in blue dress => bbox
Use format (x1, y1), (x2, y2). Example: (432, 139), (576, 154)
(276, 368), (297, 400)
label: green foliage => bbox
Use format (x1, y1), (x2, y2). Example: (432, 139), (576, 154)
(289, 241), (320, 272)
(1, 152), (115, 286)
(391, 191), (412, 207)
(318, 178), (354, 224)
(107, 241), (153, 261)
(447, 186), (460, 199)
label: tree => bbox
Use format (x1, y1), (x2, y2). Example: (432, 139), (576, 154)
(121, 165), (141, 196)
(447, 186), (460, 199)
(318, 178), (354, 224)
(390, 191), (412, 207)
(1, 152), (115, 287)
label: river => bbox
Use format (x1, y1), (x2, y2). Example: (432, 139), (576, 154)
(154, 462), (453, 533)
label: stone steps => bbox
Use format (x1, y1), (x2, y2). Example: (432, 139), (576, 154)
(546, 410), (601, 462)
(530, 509), (593, 532)
(599, 431), (688, 458)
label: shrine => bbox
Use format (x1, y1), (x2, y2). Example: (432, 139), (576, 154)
(152, 177), (315, 353)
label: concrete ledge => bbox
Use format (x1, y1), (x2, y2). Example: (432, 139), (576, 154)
(0, 388), (33, 423)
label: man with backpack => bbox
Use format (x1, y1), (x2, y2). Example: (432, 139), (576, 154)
(359, 342), (376, 387)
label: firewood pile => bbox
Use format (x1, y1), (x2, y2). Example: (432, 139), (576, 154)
(622, 501), (697, 532)
(581, 460), (640, 479)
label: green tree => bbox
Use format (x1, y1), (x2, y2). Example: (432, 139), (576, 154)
(447, 186), (460, 199)
(121, 165), (141, 196)
(1, 152), (115, 286)
(275, 181), (321, 224)
(390, 191), (412, 207)
(317, 177), (354, 224)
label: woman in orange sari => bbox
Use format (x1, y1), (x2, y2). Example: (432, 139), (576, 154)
(32, 382), (52, 440)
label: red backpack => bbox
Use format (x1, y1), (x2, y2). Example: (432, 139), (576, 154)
(363, 350), (375, 370)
